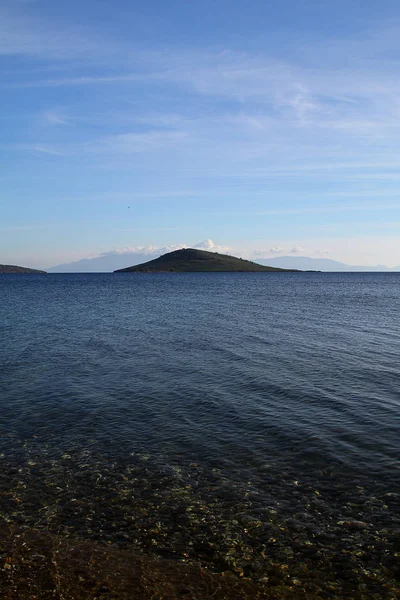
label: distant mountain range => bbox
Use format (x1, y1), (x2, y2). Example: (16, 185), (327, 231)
(257, 256), (397, 272)
(47, 251), (161, 273)
(47, 253), (398, 273)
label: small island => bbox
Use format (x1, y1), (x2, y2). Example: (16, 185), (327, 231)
(0, 264), (46, 274)
(114, 248), (298, 273)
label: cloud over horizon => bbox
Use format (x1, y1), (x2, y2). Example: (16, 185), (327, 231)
(99, 239), (231, 257)
(46, 240), (234, 272)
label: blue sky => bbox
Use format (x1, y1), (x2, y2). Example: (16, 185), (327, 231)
(2, 0), (400, 268)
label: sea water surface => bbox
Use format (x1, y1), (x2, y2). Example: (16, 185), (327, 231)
(1, 272), (399, 597)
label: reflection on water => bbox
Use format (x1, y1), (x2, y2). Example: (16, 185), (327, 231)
(1, 272), (400, 597)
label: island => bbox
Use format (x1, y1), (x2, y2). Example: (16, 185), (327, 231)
(0, 264), (46, 274)
(114, 248), (298, 273)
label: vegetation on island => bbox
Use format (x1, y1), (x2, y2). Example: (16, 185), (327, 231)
(114, 248), (299, 273)
(0, 264), (46, 274)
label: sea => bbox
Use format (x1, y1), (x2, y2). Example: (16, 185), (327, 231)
(1, 272), (399, 598)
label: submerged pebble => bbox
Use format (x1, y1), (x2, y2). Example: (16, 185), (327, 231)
(0, 439), (398, 599)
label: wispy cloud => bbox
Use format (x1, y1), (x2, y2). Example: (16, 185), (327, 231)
(256, 203), (400, 216)
(3, 5), (400, 267)
(3, 6), (400, 173)
(41, 109), (70, 126)
(87, 130), (188, 155)
(15, 143), (63, 156)
(3, 9), (400, 137)
(0, 7), (128, 61)
(2, 73), (150, 89)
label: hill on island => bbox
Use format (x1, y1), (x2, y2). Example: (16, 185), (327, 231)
(114, 248), (298, 273)
(0, 264), (46, 274)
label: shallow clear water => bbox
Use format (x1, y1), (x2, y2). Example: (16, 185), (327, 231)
(1, 272), (399, 597)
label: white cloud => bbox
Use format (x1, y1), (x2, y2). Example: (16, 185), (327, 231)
(101, 239), (231, 257)
(193, 239), (232, 253)
(289, 246), (305, 254)
(268, 246), (285, 254)
(100, 243), (188, 257)
(243, 235), (400, 268)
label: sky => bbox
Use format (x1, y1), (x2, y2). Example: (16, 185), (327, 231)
(2, 0), (400, 269)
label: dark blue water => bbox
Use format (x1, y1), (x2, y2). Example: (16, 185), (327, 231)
(1, 272), (399, 596)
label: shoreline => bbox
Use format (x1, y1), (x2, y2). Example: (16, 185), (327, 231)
(0, 443), (398, 599)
